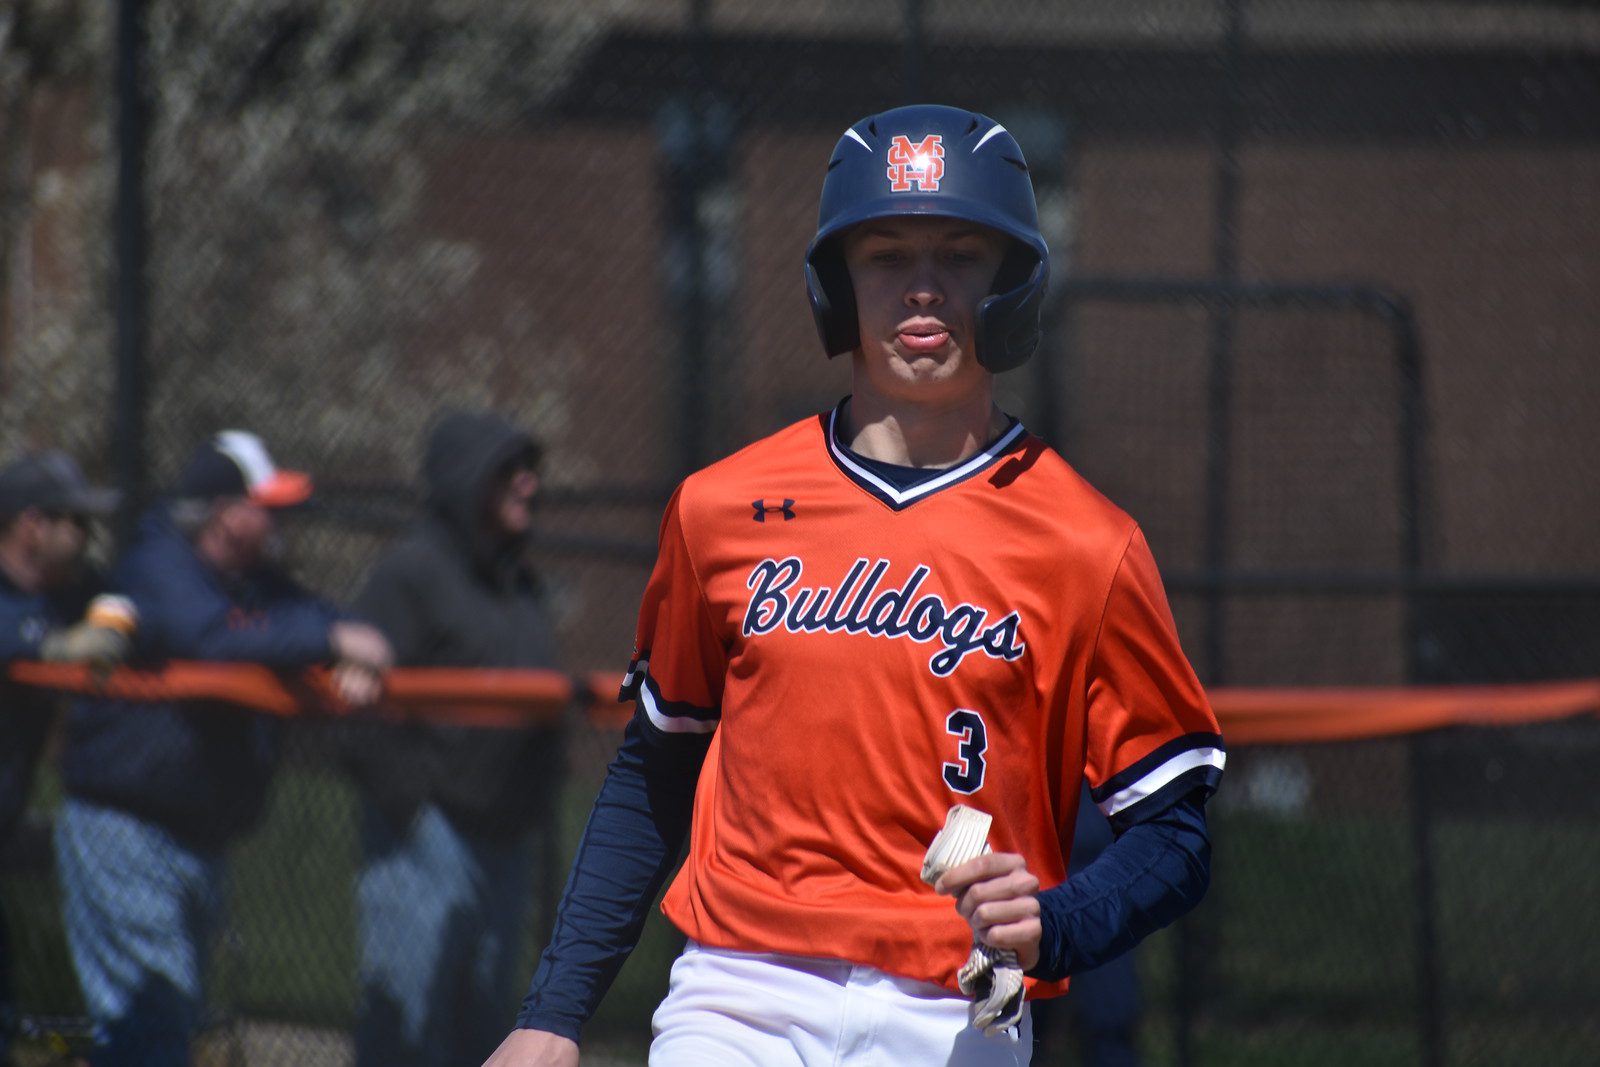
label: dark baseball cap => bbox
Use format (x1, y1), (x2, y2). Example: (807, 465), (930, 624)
(174, 430), (312, 508)
(0, 451), (120, 522)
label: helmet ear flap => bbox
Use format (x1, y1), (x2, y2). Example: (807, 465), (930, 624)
(975, 255), (1049, 373)
(805, 240), (860, 358)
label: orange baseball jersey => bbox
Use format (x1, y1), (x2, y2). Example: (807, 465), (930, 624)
(620, 403), (1225, 999)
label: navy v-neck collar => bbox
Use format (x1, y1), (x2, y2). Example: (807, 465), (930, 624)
(822, 400), (1028, 511)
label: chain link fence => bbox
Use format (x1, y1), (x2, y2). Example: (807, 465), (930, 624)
(2, 0), (1598, 1063)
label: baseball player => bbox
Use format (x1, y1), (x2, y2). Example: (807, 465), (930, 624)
(484, 104), (1225, 1067)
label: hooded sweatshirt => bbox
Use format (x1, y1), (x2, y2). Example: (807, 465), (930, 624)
(340, 411), (563, 836)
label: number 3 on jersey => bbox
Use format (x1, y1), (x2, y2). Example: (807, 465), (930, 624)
(942, 708), (988, 794)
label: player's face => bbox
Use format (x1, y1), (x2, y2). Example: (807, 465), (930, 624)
(842, 216), (1009, 407)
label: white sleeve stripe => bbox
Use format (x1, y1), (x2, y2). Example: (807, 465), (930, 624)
(1098, 747), (1227, 817)
(640, 675), (718, 735)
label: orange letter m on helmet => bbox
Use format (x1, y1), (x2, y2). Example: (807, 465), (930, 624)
(886, 134), (945, 192)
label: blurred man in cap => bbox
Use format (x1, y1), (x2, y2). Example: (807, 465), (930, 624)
(54, 430), (392, 1066)
(0, 450), (128, 835)
(0, 450), (130, 1057)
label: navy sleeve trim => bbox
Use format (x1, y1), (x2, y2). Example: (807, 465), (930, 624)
(618, 655), (648, 701)
(620, 657), (719, 737)
(1091, 732), (1225, 833)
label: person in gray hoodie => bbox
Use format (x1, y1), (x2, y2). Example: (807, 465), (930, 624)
(340, 409), (565, 1067)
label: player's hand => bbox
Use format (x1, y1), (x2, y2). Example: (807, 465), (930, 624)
(480, 1028), (579, 1067)
(933, 851), (1043, 972)
(329, 621), (394, 673)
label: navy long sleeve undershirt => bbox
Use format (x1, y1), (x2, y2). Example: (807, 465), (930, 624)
(516, 714), (1212, 1042)
(1029, 791), (1211, 982)
(516, 718), (709, 1043)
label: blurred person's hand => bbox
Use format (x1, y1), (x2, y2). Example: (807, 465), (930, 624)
(39, 622), (131, 678)
(332, 662), (384, 709)
(330, 621), (393, 673)
(481, 1029), (579, 1067)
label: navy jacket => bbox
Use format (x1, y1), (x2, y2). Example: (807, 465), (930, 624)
(0, 569), (97, 844)
(340, 411), (563, 837)
(61, 509), (338, 849)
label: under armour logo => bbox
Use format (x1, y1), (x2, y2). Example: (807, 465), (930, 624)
(752, 499), (796, 522)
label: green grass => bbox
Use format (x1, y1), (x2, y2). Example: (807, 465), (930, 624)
(4, 763), (662, 1033)
(221, 769), (361, 1025)
(1126, 811), (1600, 1065)
(226, 763), (685, 1036)
(1207, 812), (1420, 1016)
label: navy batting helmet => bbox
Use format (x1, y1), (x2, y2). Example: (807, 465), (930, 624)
(804, 104), (1050, 373)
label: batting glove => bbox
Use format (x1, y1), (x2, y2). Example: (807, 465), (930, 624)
(922, 805), (1027, 1035)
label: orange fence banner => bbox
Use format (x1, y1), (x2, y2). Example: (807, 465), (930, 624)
(6, 662), (585, 726)
(1209, 679), (1600, 744)
(9, 662), (1600, 741)
(10, 661), (316, 717)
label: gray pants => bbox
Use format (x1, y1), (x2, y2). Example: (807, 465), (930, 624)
(354, 800), (533, 1067)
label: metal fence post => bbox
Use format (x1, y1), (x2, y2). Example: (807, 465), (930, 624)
(113, 0), (149, 544)
(902, 0), (926, 103)
(1395, 299), (1445, 1067)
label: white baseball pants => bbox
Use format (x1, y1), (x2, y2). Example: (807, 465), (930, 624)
(649, 941), (1033, 1066)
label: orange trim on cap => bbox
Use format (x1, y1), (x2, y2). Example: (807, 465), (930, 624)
(252, 470), (313, 508)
